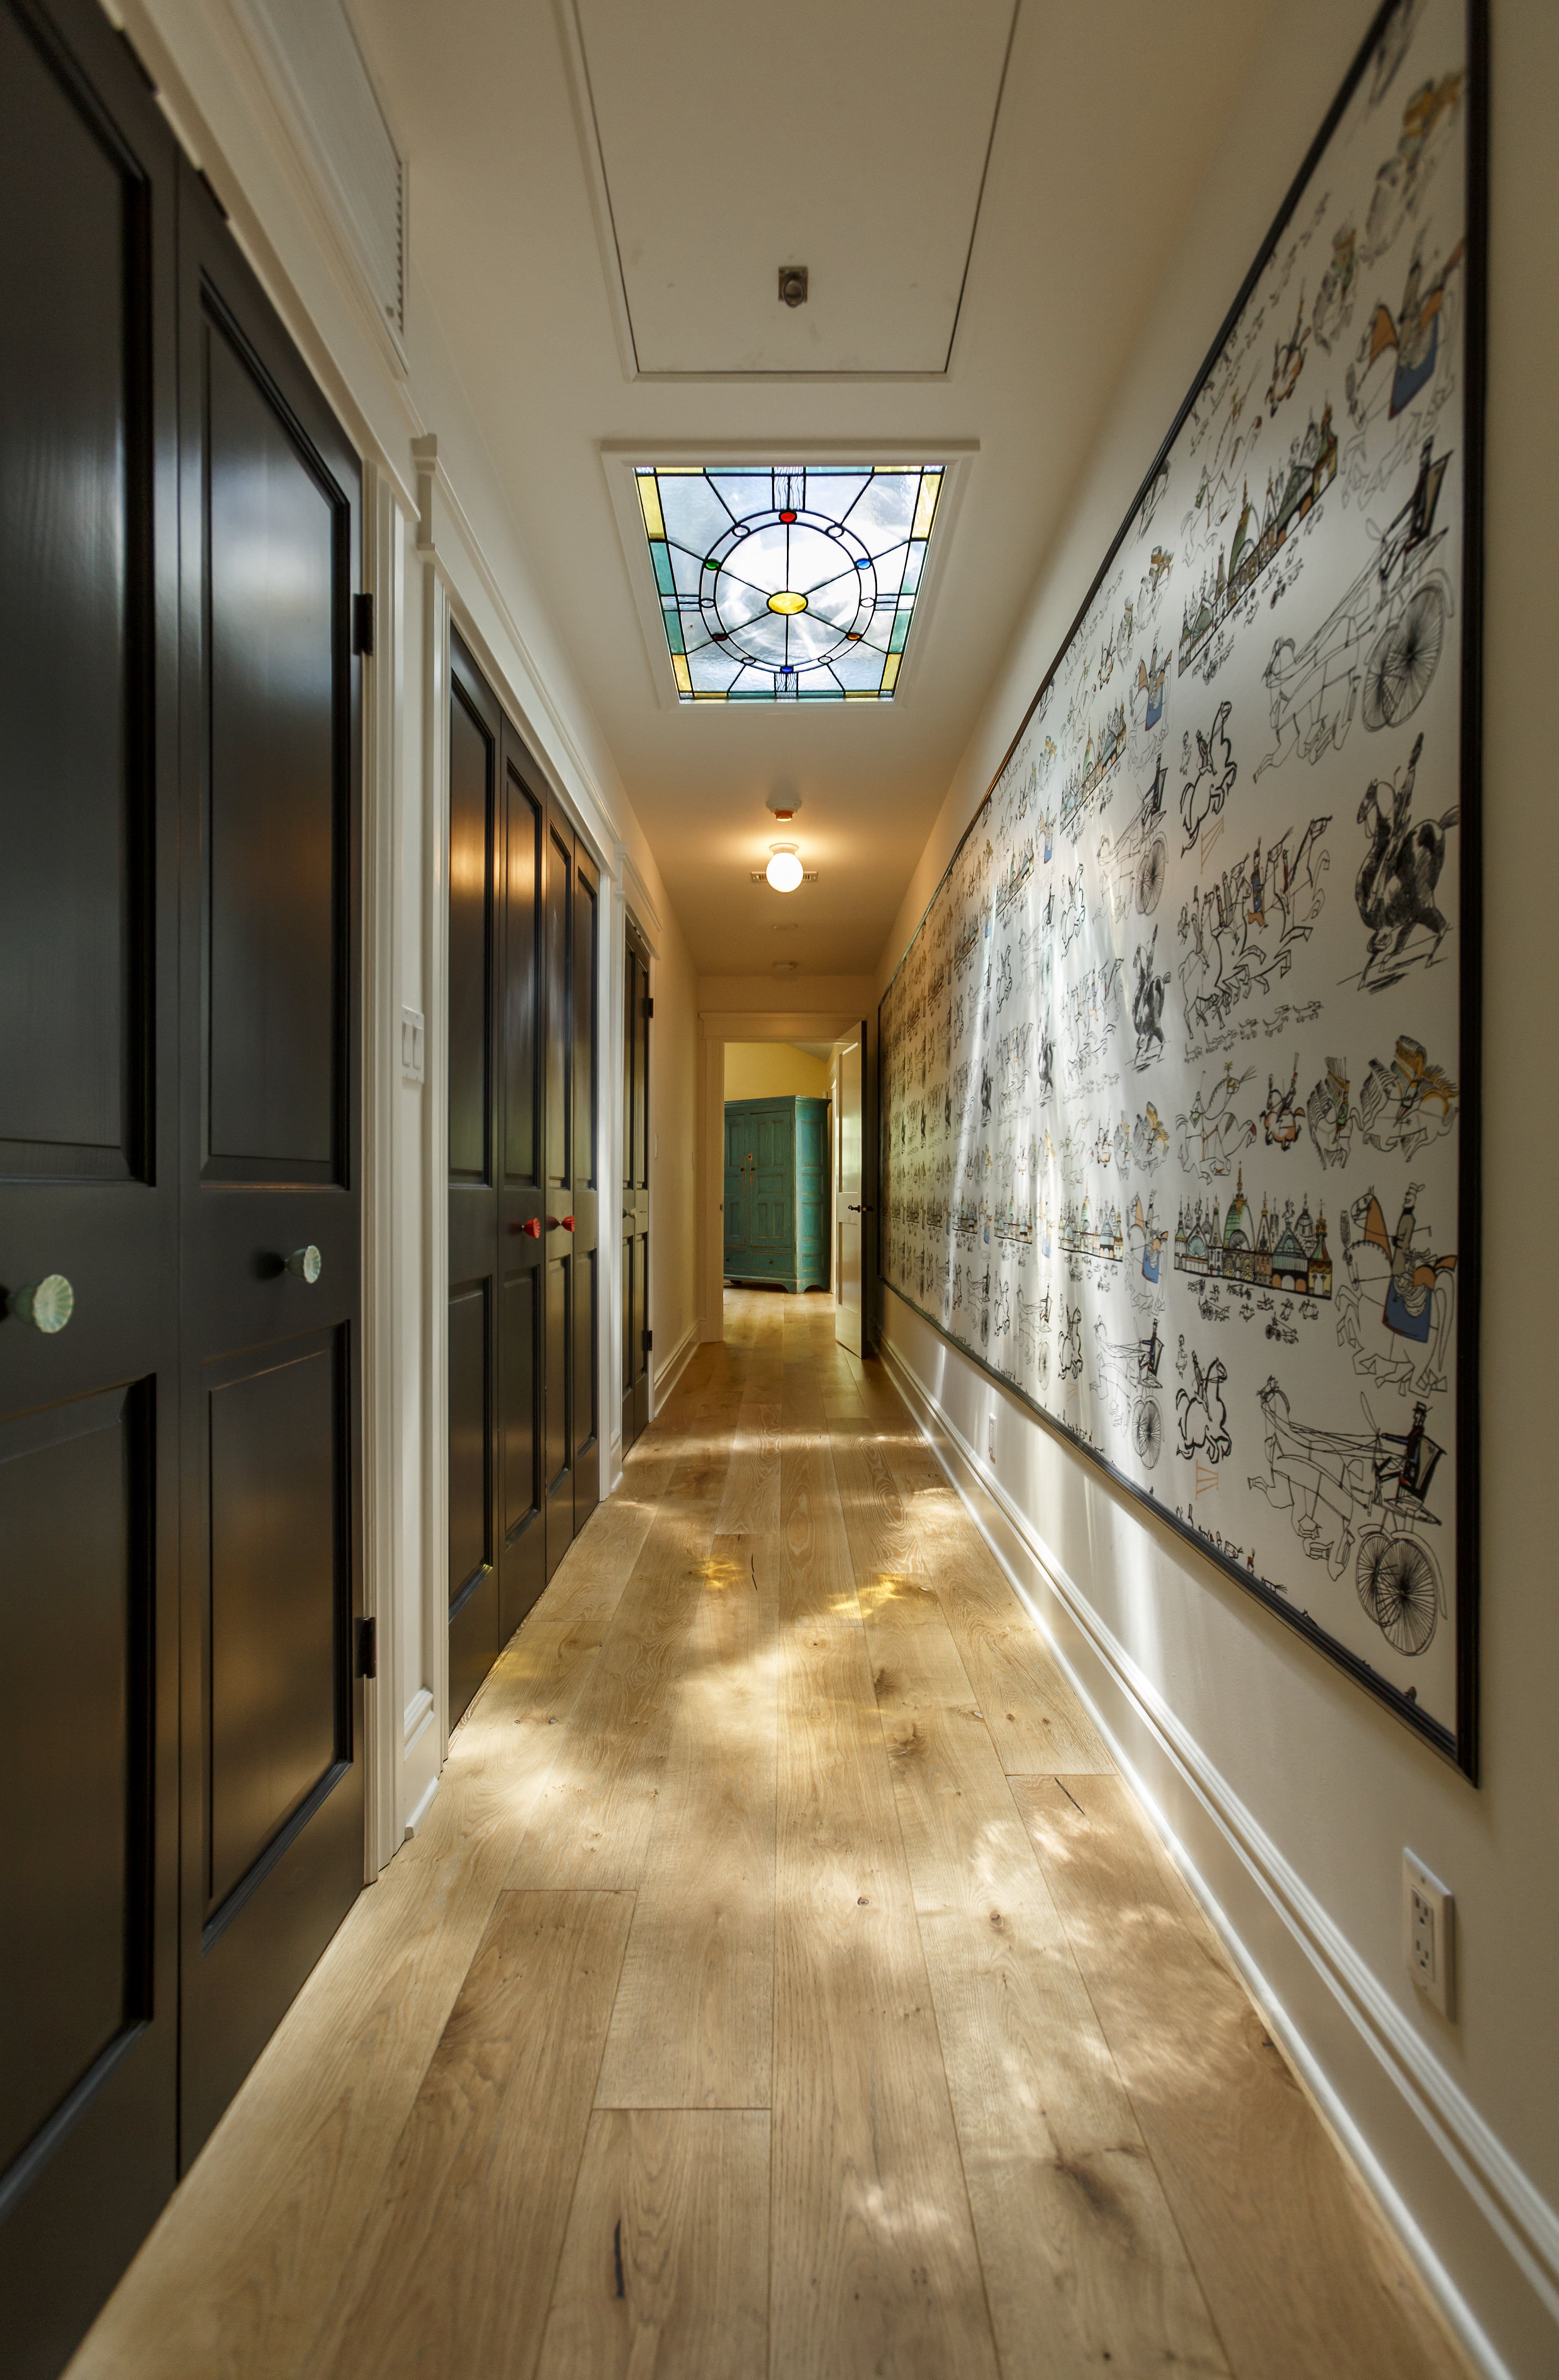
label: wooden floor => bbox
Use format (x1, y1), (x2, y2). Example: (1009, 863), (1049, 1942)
(68, 1291), (1466, 2380)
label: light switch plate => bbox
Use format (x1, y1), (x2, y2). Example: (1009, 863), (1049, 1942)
(1403, 1849), (1454, 2019)
(401, 1005), (425, 1085)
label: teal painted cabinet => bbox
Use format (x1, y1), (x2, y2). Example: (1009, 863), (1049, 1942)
(723, 1097), (829, 1291)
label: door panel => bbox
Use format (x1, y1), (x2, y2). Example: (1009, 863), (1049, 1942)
(208, 1343), (342, 1908)
(1, 1388), (146, 2177)
(0, 6), (180, 2368)
(177, 164), (363, 2163)
(204, 327), (337, 1174)
(620, 918), (650, 1449)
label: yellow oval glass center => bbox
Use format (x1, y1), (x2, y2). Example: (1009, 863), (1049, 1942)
(768, 590), (808, 615)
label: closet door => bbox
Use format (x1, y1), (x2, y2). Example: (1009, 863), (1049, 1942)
(175, 162), (364, 2161)
(446, 640), (501, 1721)
(542, 809), (600, 1575)
(0, 6), (180, 2365)
(620, 915), (651, 1450)
(497, 740), (546, 1637)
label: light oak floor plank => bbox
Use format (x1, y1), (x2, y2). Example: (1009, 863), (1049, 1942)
(504, 1387), (743, 1894)
(323, 1890), (634, 2380)
(868, 1410), (1116, 1774)
(535, 2110), (769, 2380)
(770, 1368), (1000, 2380)
(1012, 1775), (1469, 2380)
(594, 1530), (778, 2109)
(858, 1572), (1229, 2380)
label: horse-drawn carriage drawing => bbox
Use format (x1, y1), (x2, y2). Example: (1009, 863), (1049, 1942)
(1098, 756), (1170, 924)
(1251, 1377), (1447, 1654)
(1092, 1317), (1165, 1468)
(1257, 434), (1454, 771)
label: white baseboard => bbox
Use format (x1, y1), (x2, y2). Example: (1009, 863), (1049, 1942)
(651, 1317), (699, 1412)
(878, 1322), (1557, 2380)
(402, 1772), (440, 1842)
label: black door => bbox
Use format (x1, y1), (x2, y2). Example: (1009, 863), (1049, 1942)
(621, 917), (651, 1450)
(543, 812), (601, 1574)
(451, 754), (600, 1602)
(446, 638), (550, 1723)
(175, 166), (365, 2161)
(446, 643), (501, 1721)
(0, 7), (180, 2368)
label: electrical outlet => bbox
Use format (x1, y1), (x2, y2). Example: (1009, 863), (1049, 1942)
(1403, 1850), (1454, 2019)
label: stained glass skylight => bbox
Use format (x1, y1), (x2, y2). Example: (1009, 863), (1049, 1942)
(634, 464), (944, 702)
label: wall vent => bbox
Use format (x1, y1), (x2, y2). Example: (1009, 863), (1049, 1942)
(235, 0), (406, 360)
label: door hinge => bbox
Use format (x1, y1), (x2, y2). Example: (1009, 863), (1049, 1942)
(355, 1616), (378, 1679)
(352, 592), (375, 656)
(645, 996), (654, 1018)
(642, 1328), (653, 1352)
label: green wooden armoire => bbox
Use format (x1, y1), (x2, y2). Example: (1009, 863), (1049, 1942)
(723, 1097), (829, 1291)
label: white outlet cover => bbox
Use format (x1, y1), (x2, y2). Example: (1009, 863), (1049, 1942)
(1403, 1849), (1455, 2021)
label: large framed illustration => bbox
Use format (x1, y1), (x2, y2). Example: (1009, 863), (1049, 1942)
(879, 0), (1485, 1774)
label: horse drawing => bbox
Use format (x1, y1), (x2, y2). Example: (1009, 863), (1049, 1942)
(1336, 1184), (1456, 1394)
(1176, 1351), (1232, 1464)
(1354, 733), (1458, 985)
(1180, 700), (1238, 852)
(1131, 930), (1169, 1069)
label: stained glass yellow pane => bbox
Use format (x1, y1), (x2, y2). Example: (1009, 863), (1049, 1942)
(911, 471), (942, 541)
(636, 474), (666, 541)
(672, 652), (692, 695)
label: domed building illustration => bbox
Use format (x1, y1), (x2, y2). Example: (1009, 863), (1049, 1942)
(1174, 1168), (1331, 1296)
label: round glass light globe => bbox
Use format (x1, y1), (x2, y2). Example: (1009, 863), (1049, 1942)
(765, 850), (803, 892)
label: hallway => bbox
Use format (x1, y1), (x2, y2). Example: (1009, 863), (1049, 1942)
(69, 1292), (1461, 2380)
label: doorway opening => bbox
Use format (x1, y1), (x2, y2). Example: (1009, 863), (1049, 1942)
(699, 1013), (873, 1357)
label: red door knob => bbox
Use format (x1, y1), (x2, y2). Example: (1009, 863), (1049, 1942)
(512, 1217), (543, 1239)
(561, 1215), (576, 1232)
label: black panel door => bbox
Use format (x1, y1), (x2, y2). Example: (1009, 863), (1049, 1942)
(446, 638), (549, 1717)
(176, 166), (364, 2161)
(621, 918), (651, 1450)
(446, 643), (500, 1721)
(543, 814), (601, 1575)
(0, 7), (180, 2368)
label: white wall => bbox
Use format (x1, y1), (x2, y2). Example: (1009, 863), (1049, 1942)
(874, 4), (1559, 2373)
(109, 0), (701, 1848)
(724, 1044), (833, 1099)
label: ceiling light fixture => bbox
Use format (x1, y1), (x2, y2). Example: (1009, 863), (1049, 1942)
(765, 844), (803, 893)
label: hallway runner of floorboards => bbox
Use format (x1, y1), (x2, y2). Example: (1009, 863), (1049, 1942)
(66, 1292), (1468, 2380)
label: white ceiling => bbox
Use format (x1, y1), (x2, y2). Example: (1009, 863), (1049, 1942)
(351, 0), (1274, 975)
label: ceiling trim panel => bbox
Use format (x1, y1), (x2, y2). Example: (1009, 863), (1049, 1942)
(555, 0), (1020, 382)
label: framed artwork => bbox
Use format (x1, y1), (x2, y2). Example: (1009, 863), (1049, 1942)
(879, 0), (1485, 1775)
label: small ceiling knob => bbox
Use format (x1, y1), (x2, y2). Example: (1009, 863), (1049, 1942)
(778, 265), (808, 308)
(286, 1245), (323, 1283)
(7, 1275), (74, 1333)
